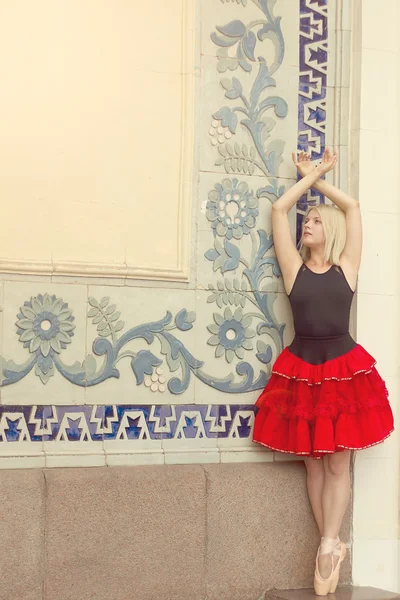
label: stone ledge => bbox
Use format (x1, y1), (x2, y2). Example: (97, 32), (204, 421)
(264, 587), (400, 599)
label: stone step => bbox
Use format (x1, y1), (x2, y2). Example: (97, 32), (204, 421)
(264, 587), (400, 599)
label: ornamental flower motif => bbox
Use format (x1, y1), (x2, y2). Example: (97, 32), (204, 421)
(144, 367), (167, 393)
(207, 178), (259, 240)
(207, 307), (255, 363)
(16, 293), (75, 356)
(209, 118), (233, 146)
(216, 47), (239, 73)
(16, 294), (75, 383)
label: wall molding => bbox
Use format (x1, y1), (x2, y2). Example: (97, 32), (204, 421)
(0, 258), (191, 282)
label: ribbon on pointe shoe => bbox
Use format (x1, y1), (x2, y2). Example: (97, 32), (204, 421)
(320, 536), (341, 556)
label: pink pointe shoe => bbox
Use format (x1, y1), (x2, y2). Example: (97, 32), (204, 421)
(314, 537), (347, 596)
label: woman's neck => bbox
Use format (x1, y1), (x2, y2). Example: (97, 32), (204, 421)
(307, 249), (329, 267)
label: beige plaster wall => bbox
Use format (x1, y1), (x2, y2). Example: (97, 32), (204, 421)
(349, 0), (400, 593)
(0, 0), (194, 280)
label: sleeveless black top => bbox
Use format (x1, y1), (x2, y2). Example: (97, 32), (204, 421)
(287, 264), (356, 365)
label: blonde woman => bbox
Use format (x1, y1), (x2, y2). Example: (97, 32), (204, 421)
(253, 149), (394, 595)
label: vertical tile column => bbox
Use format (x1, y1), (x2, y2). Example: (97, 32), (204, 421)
(351, 0), (400, 592)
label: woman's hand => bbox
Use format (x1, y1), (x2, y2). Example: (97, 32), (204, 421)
(292, 150), (314, 177)
(316, 147), (338, 175)
(292, 148), (337, 178)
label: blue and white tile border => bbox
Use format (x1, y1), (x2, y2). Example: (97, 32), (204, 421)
(0, 404), (254, 443)
(0, 404), (289, 467)
(296, 0), (328, 241)
(0, 403), (309, 467)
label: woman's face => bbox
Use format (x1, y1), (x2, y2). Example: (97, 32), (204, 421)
(302, 209), (325, 248)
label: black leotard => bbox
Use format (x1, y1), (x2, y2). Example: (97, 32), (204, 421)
(287, 264), (356, 365)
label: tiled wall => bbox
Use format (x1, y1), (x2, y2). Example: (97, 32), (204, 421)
(0, 0), (335, 469)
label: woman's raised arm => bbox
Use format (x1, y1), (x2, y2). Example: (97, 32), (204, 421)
(273, 152), (337, 293)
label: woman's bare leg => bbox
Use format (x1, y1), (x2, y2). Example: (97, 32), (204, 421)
(304, 457), (325, 536)
(318, 450), (351, 578)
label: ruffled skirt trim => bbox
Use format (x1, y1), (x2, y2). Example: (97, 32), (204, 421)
(252, 344), (394, 459)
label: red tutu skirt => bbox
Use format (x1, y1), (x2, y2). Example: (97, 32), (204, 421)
(253, 344), (394, 459)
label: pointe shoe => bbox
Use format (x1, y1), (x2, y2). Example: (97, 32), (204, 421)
(328, 541), (347, 594)
(314, 537), (345, 597)
(314, 553), (334, 596)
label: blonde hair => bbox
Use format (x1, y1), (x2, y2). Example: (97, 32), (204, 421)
(299, 204), (346, 265)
